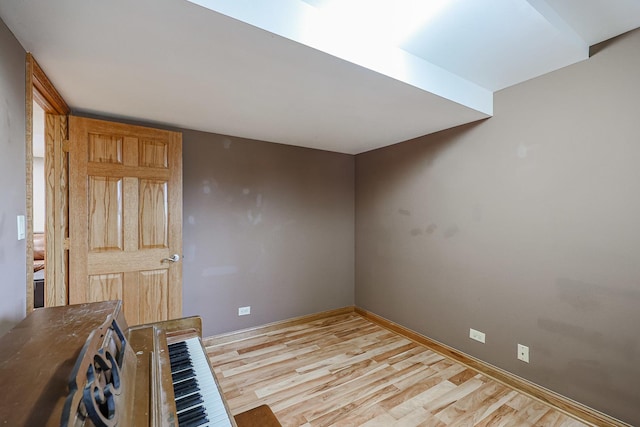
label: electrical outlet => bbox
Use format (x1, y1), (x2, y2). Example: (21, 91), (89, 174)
(469, 328), (486, 343)
(238, 306), (251, 316)
(517, 344), (529, 363)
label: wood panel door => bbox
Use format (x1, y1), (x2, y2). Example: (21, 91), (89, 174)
(69, 116), (182, 325)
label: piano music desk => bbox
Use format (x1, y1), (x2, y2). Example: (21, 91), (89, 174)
(0, 301), (238, 426)
(0, 301), (126, 426)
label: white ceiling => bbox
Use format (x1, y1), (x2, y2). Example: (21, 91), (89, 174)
(1, 0), (639, 154)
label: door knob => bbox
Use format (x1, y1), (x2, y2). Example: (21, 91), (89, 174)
(162, 254), (180, 263)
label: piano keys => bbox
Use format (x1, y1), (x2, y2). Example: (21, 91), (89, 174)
(168, 338), (232, 427)
(0, 301), (237, 426)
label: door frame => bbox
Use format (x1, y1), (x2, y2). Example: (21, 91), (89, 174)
(25, 53), (70, 312)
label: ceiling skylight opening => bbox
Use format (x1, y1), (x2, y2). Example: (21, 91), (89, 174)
(310, 0), (452, 47)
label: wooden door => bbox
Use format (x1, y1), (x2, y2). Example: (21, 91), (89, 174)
(69, 116), (182, 325)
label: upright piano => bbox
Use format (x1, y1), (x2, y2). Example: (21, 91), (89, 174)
(0, 301), (237, 426)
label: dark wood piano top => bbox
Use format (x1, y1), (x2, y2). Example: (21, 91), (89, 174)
(0, 301), (124, 426)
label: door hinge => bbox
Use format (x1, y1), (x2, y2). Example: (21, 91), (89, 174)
(64, 238), (70, 250)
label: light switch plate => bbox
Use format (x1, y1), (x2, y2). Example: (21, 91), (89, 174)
(17, 215), (25, 240)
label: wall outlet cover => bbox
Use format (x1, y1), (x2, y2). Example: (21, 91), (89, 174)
(469, 328), (486, 343)
(517, 344), (529, 363)
(238, 306), (251, 316)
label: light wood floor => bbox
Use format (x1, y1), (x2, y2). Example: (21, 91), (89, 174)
(205, 313), (588, 427)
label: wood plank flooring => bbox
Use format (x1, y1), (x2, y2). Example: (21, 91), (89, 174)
(205, 313), (588, 427)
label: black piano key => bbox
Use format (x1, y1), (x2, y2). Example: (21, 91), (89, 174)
(169, 347), (189, 357)
(181, 418), (209, 427)
(169, 343), (187, 351)
(171, 367), (195, 383)
(171, 360), (191, 369)
(171, 361), (193, 374)
(177, 406), (206, 425)
(171, 365), (193, 376)
(179, 412), (207, 426)
(170, 353), (191, 366)
(173, 378), (196, 391)
(174, 379), (200, 398)
(170, 355), (189, 365)
(169, 346), (188, 355)
(169, 343), (188, 351)
(176, 393), (203, 412)
(170, 357), (192, 368)
(174, 377), (198, 392)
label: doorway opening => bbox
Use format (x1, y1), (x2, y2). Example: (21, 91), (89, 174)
(32, 100), (45, 308)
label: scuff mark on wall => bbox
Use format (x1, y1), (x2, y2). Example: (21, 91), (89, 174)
(556, 277), (640, 302)
(538, 317), (604, 346)
(517, 142), (540, 159)
(538, 317), (637, 359)
(556, 277), (602, 311)
(247, 210), (262, 225)
(410, 228), (423, 237)
(444, 224), (459, 238)
(202, 179), (212, 194)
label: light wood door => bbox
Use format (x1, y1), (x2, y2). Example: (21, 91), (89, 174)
(69, 116), (182, 325)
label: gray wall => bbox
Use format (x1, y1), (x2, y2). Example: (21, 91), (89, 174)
(355, 29), (640, 425)
(0, 18), (26, 336)
(183, 130), (354, 336)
